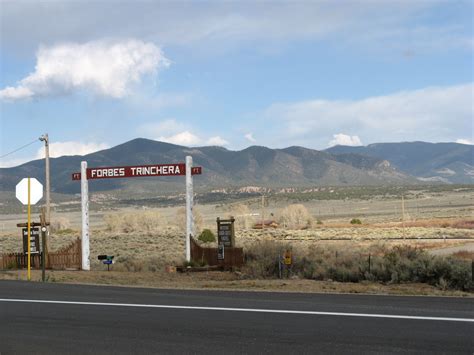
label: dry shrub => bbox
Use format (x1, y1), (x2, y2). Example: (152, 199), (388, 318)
(227, 204), (254, 230)
(385, 218), (474, 229)
(451, 220), (474, 229)
(243, 241), (473, 290)
(451, 250), (474, 260)
(175, 207), (203, 235)
(243, 240), (291, 278)
(111, 256), (171, 272)
(278, 204), (312, 229)
(104, 210), (163, 233)
(50, 217), (71, 232)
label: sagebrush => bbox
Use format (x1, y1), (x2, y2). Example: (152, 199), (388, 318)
(243, 242), (473, 291)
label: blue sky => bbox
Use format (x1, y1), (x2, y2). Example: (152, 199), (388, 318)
(0, 0), (472, 167)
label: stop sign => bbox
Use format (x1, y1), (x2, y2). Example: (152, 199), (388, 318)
(16, 178), (43, 205)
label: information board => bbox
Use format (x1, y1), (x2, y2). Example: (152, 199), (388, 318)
(22, 227), (40, 254)
(216, 217), (235, 248)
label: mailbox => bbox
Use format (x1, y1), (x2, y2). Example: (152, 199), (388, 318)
(98, 255), (114, 270)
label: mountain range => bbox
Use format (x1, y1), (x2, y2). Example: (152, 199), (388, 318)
(326, 142), (474, 184)
(0, 139), (472, 194)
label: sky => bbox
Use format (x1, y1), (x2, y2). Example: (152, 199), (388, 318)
(0, 0), (472, 167)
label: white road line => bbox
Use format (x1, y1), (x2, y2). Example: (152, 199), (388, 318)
(0, 298), (473, 323)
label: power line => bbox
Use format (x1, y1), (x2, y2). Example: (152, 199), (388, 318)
(0, 138), (40, 159)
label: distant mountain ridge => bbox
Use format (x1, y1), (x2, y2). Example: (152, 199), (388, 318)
(325, 142), (474, 184)
(1, 139), (471, 194)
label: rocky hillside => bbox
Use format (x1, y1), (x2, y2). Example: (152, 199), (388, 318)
(0, 138), (416, 194)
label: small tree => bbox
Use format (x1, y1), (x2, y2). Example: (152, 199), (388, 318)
(198, 229), (216, 244)
(279, 204), (312, 229)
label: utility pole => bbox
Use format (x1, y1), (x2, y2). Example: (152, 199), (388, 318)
(39, 134), (50, 262)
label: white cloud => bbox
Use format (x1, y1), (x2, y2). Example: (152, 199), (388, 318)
(0, 141), (109, 168)
(157, 131), (202, 146)
(36, 141), (109, 158)
(1, 2), (471, 55)
(244, 133), (256, 143)
(0, 39), (169, 101)
(456, 139), (473, 145)
(0, 157), (31, 168)
(329, 134), (362, 147)
(262, 83), (473, 148)
(207, 136), (229, 146)
(139, 119), (230, 147)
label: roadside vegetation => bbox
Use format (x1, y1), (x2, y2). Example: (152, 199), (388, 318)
(244, 242), (473, 291)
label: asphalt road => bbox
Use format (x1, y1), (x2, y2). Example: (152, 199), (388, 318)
(0, 281), (473, 354)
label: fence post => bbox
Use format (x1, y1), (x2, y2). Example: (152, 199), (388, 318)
(368, 253), (371, 274)
(471, 260), (473, 282)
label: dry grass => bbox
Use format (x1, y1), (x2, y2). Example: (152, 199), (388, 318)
(49, 216), (71, 233)
(175, 207), (204, 234)
(374, 218), (474, 229)
(104, 210), (163, 233)
(224, 204), (254, 230)
(0, 269), (471, 297)
(451, 250), (474, 260)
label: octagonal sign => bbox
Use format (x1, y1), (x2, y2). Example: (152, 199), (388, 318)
(15, 178), (43, 205)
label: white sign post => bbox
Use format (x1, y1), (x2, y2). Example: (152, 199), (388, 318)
(81, 161), (90, 271)
(185, 156), (194, 262)
(16, 178), (43, 281)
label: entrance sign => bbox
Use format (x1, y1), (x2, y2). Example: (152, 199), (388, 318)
(73, 158), (202, 267)
(16, 178), (43, 205)
(72, 164), (201, 180)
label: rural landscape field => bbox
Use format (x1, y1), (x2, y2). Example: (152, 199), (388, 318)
(1, 1), (473, 353)
(1, 184), (473, 295)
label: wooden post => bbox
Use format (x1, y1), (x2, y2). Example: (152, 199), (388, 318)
(40, 208), (46, 282)
(401, 195), (406, 239)
(368, 253), (371, 274)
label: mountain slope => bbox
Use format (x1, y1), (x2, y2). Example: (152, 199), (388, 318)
(326, 142), (474, 183)
(0, 138), (418, 194)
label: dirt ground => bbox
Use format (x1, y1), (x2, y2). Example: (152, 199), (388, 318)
(0, 269), (472, 297)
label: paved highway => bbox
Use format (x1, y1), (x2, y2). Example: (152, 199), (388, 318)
(0, 280), (473, 354)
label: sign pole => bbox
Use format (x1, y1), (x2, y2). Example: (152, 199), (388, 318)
(185, 156), (193, 262)
(81, 161), (90, 271)
(27, 177), (31, 281)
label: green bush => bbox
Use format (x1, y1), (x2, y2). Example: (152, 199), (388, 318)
(198, 229), (216, 244)
(350, 218), (362, 225)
